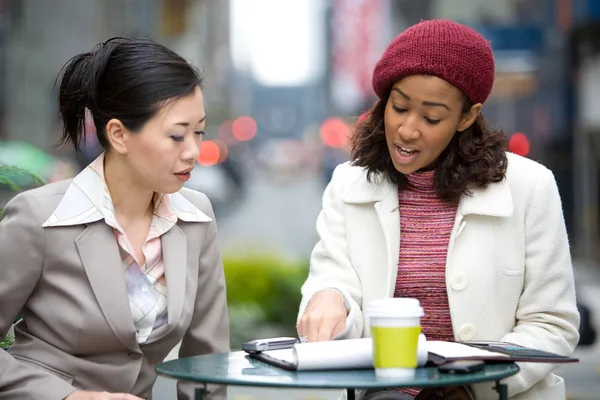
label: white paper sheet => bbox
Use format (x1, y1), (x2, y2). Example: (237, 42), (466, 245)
(261, 335), (428, 371)
(426, 341), (509, 359)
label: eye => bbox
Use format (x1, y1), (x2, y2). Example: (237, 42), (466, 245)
(194, 130), (206, 136)
(424, 117), (440, 125)
(392, 105), (407, 113)
(170, 135), (184, 142)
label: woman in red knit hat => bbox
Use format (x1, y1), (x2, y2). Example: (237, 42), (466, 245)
(297, 20), (579, 400)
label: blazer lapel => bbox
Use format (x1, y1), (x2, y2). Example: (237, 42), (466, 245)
(374, 189), (400, 297)
(76, 222), (139, 351)
(344, 175), (400, 297)
(145, 224), (187, 343)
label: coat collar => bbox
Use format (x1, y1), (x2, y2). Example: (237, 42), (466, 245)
(342, 170), (513, 218)
(341, 167), (513, 298)
(42, 153), (211, 228)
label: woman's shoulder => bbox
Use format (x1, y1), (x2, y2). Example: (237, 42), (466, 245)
(503, 153), (562, 209)
(330, 161), (375, 188)
(504, 152), (555, 188)
(4, 179), (73, 222)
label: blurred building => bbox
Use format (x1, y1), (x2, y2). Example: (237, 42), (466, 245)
(1, 0), (231, 151)
(3, 0), (600, 265)
(568, 1), (600, 262)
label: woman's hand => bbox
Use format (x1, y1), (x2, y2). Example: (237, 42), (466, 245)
(297, 289), (348, 342)
(65, 391), (144, 400)
(415, 386), (472, 400)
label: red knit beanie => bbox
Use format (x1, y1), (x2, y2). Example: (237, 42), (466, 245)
(372, 20), (495, 105)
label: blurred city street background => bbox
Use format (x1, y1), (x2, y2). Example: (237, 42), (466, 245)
(1, 0), (600, 399)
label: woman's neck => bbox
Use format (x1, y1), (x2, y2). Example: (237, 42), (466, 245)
(103, 152), (154, 220)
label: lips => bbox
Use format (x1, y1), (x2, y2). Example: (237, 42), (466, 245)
(174, 168), (192, 182)
(397, 146), (418, 155)
(394, 145), (420, 165)
(174, 168), (193, 175)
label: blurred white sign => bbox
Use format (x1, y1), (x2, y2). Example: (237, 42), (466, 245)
(330, 0), (387, 113)
(230, 0), (325, 87)
(579, 56), (600, 129)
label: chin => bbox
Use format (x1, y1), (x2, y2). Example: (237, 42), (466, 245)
(166, 184), (185, 194)
(392, 162), (420, 176)
(154, 181), (185, 195)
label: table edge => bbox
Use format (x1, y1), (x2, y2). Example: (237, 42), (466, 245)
(155, 363), (520, 390)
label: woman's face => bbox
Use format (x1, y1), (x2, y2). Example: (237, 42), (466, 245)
(384, 75), (480, 175)
(106, 86), (206, 194)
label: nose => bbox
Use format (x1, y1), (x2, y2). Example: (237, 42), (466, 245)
(183, 136), (200, 162)
(397, 114), (421, 141)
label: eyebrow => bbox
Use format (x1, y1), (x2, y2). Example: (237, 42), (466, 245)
(391, 87), (451, 111)
(174, 116), (206, 127)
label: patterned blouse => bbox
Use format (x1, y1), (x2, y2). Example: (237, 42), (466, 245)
(43, 153), (208, 343)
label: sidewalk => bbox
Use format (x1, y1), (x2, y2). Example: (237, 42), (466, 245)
(559, 261), (600, 400)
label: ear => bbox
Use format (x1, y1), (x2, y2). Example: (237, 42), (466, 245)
(457, 103), (482, 132)
(105, 119), (129, 154)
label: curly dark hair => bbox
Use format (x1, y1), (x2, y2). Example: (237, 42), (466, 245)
(350, 91), (508, 202)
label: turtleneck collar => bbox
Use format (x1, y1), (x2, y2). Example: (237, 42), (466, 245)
(405, 169), (435, 191)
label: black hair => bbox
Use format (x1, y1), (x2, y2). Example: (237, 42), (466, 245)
(57, 37), (203, 151)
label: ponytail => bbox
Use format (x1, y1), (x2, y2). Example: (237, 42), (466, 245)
(57, 52), (94, 151)
(57, 38), (124, 151)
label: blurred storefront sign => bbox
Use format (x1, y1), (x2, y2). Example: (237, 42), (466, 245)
(490, 50), (540, 99)
(161, 0), (188, 37)
(572, 21), (600, 130)
(563, 0), (600, 27)
(329, 0), (387, 114)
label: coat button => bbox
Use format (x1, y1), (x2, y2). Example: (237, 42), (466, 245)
(450, 272), (468, 291)
(458, 324), (476, 340)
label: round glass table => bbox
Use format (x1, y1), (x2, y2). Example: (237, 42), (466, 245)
(156, 351), (520, 400)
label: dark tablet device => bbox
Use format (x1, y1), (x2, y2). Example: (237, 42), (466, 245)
(438, 360), (486, 374)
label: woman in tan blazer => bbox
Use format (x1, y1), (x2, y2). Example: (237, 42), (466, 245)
(0, 37), (229, 400)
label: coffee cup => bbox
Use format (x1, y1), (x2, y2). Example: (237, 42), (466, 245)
(367, 298), (424, 378)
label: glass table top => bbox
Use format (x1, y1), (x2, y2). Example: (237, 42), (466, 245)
(156, 351), (520, 389)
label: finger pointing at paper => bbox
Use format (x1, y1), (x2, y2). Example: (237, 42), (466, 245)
(297, 289), (348, 342)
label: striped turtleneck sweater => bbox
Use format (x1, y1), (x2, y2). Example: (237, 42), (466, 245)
(394, 170), (458, 396)
(394, 169), (457, 340)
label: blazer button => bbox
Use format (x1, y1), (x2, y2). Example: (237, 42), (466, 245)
(450, 272), (468, 291)
(458, 324), (476, 340)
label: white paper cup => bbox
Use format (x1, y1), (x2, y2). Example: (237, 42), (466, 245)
(367, 298), (424, 378)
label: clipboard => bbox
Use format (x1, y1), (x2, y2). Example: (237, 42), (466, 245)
(427, 340), (579, 364)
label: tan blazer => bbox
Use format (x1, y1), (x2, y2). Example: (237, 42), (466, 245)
(0, 180), (230, 400)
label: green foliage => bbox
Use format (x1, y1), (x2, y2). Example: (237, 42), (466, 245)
(223, 253), (308, 349)
(0, 164), (44, 349)
(0, 164), (45, 192)
(0, 333), (13, 349)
